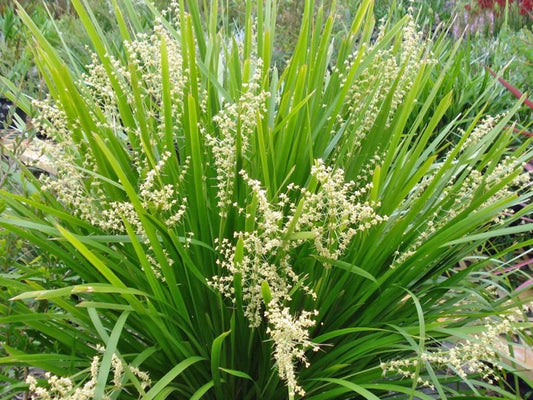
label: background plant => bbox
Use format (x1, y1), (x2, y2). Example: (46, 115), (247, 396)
(0, 0), (532, 399)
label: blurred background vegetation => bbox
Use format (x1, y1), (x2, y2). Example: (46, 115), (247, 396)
(1, 0), (532, 114)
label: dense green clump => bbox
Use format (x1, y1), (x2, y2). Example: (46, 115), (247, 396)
(0, 0), (532, 399)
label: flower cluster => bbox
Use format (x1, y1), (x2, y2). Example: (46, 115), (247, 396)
(333, 15), (434, 158)
(298, 160), (387, 261)
(82, 20), (187, 147)
(380, 358), (435, 390)
(210, 159), (386, 395)
(30, 21), (191, 287)
(210, 171), (307, 329)
(34, 21), (189, 240)
(391, 115), (531, 269)
(25, 349), (151, 400)
(265, 304), (320, 398)
(208, 59), (269, 218)
(450, 116), (531, 224)
(99, 152), (189, 235)
(381, 312), (523, 387)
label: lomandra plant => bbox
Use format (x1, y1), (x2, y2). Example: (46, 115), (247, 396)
(1, 0), (533, 399)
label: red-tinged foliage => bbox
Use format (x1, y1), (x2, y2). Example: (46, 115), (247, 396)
(476, 0), (496, 8)
(510, 127), (533, 136)
(474, 0), (506, 8)
(493, 258), (533, 275)
(515, 279), (533, 292)
(519, 0), (533, 14)
(486, 66), (533, 110)
(495, 0), (512, 7)
(473, 0), (533, 13)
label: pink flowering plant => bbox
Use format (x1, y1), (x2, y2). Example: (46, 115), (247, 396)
(453, 0), (533, 37)
(471, 0), (533, 16)
(1, 0), (532, 399)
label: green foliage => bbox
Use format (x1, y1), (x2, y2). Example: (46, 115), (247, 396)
(466, 28), (533, 130)
(0, 0), (532, 399)
(419, 12), (533, 137)
(0, 0), (125, 103)
(509, 26), (533, 94)
(0, 4), (41, 99)
(409, 0), (532, 130)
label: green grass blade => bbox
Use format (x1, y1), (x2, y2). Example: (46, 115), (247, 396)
(94, 311), (131, 399)
(313, 378), (381, 400)
(144, 356), (206, 400)
(189, 380), (215, 400)
(211, 330), (231, 399)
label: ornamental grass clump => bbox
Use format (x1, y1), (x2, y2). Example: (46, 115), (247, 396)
(1, 0), (532, 399)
